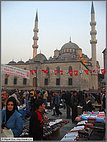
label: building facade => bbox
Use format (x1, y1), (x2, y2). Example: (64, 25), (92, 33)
(2, 2), (100, 91)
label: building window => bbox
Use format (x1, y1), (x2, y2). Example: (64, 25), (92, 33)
(5, 78), (8, 85)
(68, 78), (72, 85)
(23, 78), (27, 85)
(14, 77), (17, 85)
(44, 78), (48, 85)
(56, 78), (60, 85)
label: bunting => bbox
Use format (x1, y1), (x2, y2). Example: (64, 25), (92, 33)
(7, 74), (10, 78)
(69, 71), (73, 76)
(29, 69), (105, 76)
(55, 70), (58, 75)
(30, 70), (33, 75)
(101, 69), (105, 75)
(60, 70), (63, 75)
(74, 70), (78, 76)
(84, 70), (89, 75)
(34, 69), (37, 74)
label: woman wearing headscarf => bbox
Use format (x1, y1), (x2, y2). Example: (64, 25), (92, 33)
(1, 97), (23, 137)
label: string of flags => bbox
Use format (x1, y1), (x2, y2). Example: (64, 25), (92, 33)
(5, 68), (105, 78)
(29, 69), (105, 76)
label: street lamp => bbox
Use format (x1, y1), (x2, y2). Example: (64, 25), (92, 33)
(35, 66), (38, 90)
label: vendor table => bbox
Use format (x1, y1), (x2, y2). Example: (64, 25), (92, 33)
(20, 118), (69, 140)
(61, 111), (105, 141)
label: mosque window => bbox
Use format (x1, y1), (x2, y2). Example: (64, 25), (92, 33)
(44, 78), (48, 85)
(14, 77), (17, 85)
(56, 78), (60, 85)
(68, 78), (72, 85)
(23, 78), (27, 85)
(5, 77), (8, 85)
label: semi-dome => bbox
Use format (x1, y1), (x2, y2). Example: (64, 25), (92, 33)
(61, 41), (80, 50)
(8, 60), (16, 65)
(33, 53), (47, 61)
(17, 60), (25, 64)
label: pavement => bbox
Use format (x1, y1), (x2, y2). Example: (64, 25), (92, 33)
(46, 107), (77, 141)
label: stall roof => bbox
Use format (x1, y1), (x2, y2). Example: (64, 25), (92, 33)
(84, 89), (101, 94)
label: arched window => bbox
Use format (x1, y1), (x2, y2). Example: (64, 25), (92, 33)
(13, 77), (17, 85)
(23, 78), (27, 85)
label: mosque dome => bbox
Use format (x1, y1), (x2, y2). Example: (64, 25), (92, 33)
(17, 60), (25, 64)
(33, 53), (47, 62)
(8, 60), (16, 65)
(61, 41), (80, 50)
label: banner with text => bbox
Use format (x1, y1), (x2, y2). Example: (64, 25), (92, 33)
(1, 64), (30, 79)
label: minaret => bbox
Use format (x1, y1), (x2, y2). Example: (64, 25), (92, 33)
(32, 10), (38, 58)
(90, 2), (97, 70)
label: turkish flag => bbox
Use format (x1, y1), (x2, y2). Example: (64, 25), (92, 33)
(55, 70), (58, 75)
(101, 69), (105, 75)
(7, 74), (9, 78)
(74, 70), (78, 76)
(27, 72), (29, 77)
(69, 71), (73, 76)
(30, 70), (33, 75)
(34, 69), (37, 74)
(84, 70), (88, 75)
(60, 70), (63, 75)
(45, 70), (49, 74)
(90, 70), (95, 72)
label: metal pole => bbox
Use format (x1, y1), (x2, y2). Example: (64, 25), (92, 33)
(36, 67), (38, 90)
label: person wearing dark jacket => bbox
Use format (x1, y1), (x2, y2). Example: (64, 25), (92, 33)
(65, 91), (72, 119)
(54, 92), (62, 116)
(29, 99), (45, 140)
(82, 95), (94, 112)
(71, 91), (79, 122)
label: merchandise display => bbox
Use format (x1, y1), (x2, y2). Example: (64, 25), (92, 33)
(61, 111), (105, 141)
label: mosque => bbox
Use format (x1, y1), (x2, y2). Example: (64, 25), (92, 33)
(2, 2), (100, 91)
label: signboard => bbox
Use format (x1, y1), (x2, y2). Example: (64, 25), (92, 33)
(1, 64), (30, 79)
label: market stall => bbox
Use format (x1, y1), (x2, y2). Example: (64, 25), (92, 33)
(20, 117), (69, 140)
(61, 111), (105, 141)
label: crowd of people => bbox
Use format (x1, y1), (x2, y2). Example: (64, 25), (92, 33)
(1, 88), (106, 140)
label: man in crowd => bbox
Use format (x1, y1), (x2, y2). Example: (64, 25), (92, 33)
(1, 89), (9, 110)
(29, 99), (45, 140)
(71, 91), (79, 122)
(54, 91), (62, 116)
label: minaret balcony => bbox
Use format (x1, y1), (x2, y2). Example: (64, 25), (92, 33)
(90, 21), (96, 26)
(33, 36), (38, 40)
(33, 28), (39, 32)
(90, 30), (97, 35)
(32, 44), (38, 48)
(90, 39), (97, 44)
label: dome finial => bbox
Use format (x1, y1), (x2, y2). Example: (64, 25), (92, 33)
(69, 36), (71, 43)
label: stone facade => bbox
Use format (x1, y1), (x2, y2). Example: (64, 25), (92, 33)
(2, 2), (100, 91)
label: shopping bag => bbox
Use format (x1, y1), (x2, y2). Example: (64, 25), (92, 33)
(1, 129), (14, 137)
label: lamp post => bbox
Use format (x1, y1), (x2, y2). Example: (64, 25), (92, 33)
(35, 66), (38, 90)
